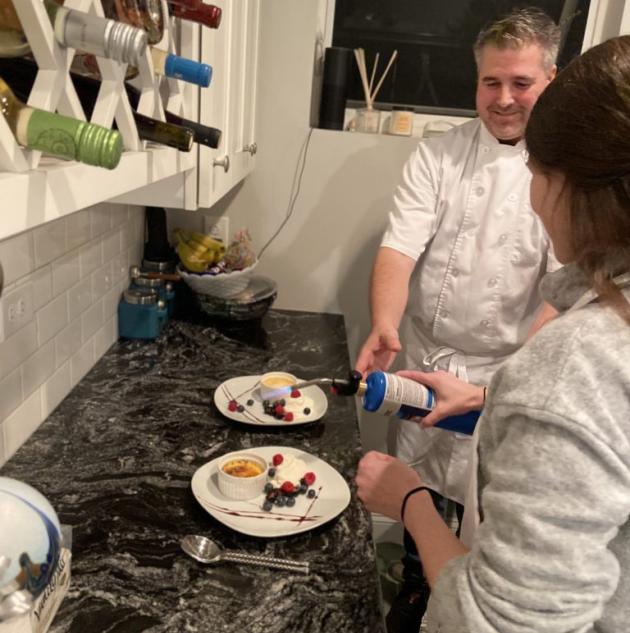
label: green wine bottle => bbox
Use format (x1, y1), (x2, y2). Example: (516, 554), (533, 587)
(0, 76), (122, 169)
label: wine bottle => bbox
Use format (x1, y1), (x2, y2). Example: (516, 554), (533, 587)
(148, 47), (212, 88)
(0, 57), (194, 152)
(100, 0), (163, 46)
(123, 83), (221, 148)
(0, 0), (147, 65)
(58, 55), (221, 147)
(0, 76), (122, 169)
(168, 1), (222, 29)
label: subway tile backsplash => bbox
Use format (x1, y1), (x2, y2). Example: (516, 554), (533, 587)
(0, 203), (145, 467)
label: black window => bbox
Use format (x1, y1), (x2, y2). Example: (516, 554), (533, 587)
(332, 0), (591, 114)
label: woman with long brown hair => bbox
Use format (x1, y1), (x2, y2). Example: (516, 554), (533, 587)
(357, 35), (630, 631)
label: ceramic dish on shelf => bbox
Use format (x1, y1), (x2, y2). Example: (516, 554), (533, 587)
(214, 375), (328, 426)
(191, 446), (351, 537)
(194, 275), (277, 321)
(177, 260), (258, 298)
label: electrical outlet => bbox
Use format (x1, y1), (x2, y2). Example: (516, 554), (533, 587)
(0, 282), (34, 339)
(203, 215), (230, 245)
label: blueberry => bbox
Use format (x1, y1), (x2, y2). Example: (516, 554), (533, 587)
(276, 496), (286, 507)
(247, 399), (254, 406)
(279, 399), (286, 406)
(303, 407), (311, 415)
(286, 496), (296, 507)
(307, 489), (316, 499)
(298, 483), (308, 494)
(262, 500), (273, 512)
(264, 482), (274, 493)
(236, 404), (245, 412)
(268, 468), (276, 477)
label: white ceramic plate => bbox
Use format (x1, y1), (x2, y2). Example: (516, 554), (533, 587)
(191, 446), (351, 537)
(214, 375), (328, 426)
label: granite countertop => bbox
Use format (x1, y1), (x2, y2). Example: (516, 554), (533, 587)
(1, 309), (384, 633)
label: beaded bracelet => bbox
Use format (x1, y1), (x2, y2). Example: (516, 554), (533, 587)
(400, 486), (432, 524)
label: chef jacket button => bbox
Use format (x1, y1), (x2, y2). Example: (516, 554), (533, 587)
(488, 277), (498, 287)
(451, 268), (459, 277)
(442, 310), (449, 318)
(481, 146), (490, 154)
(466, 229), (475, 238)
(508, 193), (518, 202)
(476, 186), (485, 197)
(511, 255), (520, 264)
(480, 319), (491, 328)
(498, 233), (508, 244)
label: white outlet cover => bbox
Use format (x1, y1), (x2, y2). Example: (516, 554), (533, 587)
(1, 282), (34, 338)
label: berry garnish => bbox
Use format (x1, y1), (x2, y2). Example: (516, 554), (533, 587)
(298, 483), (308, 494)
(307, 489), (316, 498)
(303, 472), (316, 486)
(284, 412), (294, 422)
(274, 404), (285, 415)
(227, 400), (238, 412)
(286, 496), (296, 507)
(268, 467), (276, 477)
(247, 399), (254, 406)
(262, 500), (273, 512)
(264, 482), (274, 493)
(272, 454), (284, 466)
(291, 389), (301, 398)
(280, 481), (295, 494)
(303, 407), (311, 415)
(236, 404), (245, 412)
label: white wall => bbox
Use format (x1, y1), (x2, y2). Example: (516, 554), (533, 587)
(0, 204), (144, 466)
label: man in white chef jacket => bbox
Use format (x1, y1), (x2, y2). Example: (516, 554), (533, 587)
(355, 8), (561, 633)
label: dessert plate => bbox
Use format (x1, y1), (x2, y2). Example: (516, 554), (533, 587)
(191, 446), (351, 537)
(214, 375), (328, 426)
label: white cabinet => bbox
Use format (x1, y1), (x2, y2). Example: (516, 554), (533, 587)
(198, 0), (260, 208)
(0, 0), (261, 242)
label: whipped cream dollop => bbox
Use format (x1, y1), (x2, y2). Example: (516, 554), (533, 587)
(283, 392), (313, 416)
(270, 454), (307, 486)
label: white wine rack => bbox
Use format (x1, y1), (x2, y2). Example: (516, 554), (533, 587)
(0, 0), (199, 240)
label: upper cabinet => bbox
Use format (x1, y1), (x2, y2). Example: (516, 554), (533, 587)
(198, 0), (260, 208)
(0, 0), (262, 242)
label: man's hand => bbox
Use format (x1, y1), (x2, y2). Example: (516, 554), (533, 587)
(396, 370), (484, 427)
(355, 326), (402, 375)
(356, 451), (423, 521)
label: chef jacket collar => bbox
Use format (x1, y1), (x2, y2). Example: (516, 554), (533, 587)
(479, 120), (527, 154)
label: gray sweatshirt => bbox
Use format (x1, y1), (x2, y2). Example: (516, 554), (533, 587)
(427, 261), (630, 632)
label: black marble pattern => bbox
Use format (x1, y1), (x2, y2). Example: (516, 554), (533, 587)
(1, 309), (385, 633)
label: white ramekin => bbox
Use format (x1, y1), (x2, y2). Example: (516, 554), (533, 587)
(217, 452), (267, 500)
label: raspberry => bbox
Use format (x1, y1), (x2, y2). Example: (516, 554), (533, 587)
(272, 454), (284, 466)
(274, 404), (285, 415)
(227, 400), (238, 412)
(290, 389), (301, 398)
(284, 412), (294, 422)
(303, 472), (316, 486)
(280, 481), (295, 494)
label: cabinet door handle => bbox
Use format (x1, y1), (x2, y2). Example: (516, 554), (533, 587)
(0, 261), (3, 298)
(213, 155), (230, 172)
(243, 142), (257, 156)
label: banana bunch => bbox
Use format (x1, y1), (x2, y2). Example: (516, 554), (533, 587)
(174, 228), (226, 273)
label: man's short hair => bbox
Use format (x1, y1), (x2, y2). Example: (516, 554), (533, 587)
(473, 7), (561, 71)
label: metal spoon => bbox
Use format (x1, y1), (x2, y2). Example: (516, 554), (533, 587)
(181, 535), (310, 574)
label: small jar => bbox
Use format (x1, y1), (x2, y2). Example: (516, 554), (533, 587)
(389, 107), (414, 136)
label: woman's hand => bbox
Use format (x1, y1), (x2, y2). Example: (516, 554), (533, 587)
(396, 370), (485, 427)
(356, 451), (422, 521)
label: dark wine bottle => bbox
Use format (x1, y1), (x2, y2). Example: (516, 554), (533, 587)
(68, 54), (221, 148)
(0, 57), (194, 152)
(168, 1), (222, 29)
